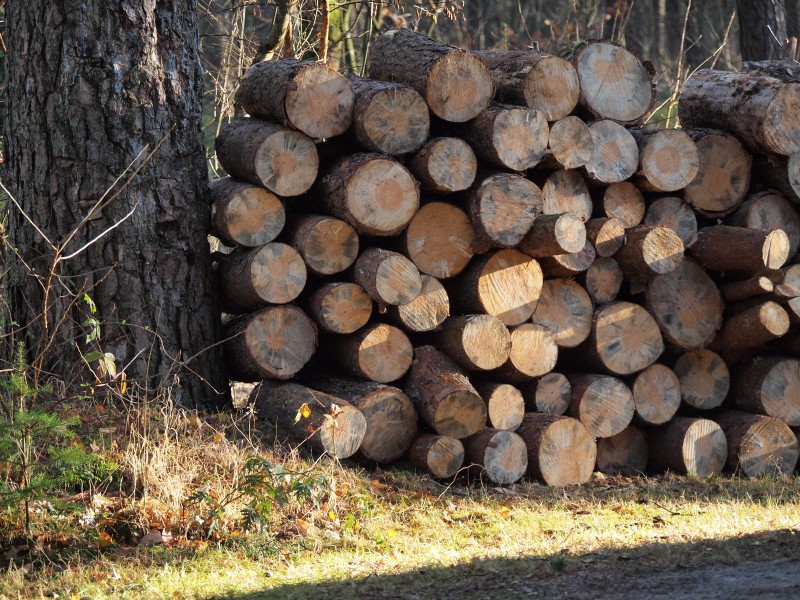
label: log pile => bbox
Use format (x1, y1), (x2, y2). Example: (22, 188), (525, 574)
(214, 31), (800, 484)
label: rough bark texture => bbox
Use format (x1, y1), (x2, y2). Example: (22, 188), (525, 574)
(690, 225), (790, 272)
(4, 1), (225, 406)
(716, 411), (798, 477)
(737, 0), (788, 61)
(646, 417), (728, 478)
(596, 427), (649, 476)
(752, 153), (800, 202)
(516, 413), (596, 486)
(614, 225), (684, 288)
(710, 301), (790, 361)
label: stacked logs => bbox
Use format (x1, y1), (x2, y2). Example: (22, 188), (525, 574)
(213, 30), (800, 486)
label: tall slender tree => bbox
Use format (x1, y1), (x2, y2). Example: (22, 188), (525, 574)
(737, 0), (787, 60)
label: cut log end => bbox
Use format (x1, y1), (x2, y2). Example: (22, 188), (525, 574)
(596, 427), (648, 476)
(548, 116), (594, 169)
(586, 217), (625, 258)
(584, 120), (639, 184)
(517, 414), (596, 486)
(591, 302), (664, 376)
(389, 274), (450, 333)
(408, 434), (465, 479)
(292, 216), (359, 276)
(438, 314), (512, 372)
(530, 278), (593, 348)
(209, 179), (285, 248)
(636, 128), (700, 192)
(632, 364), (681, 425)
(356, 388), (418, 464)
(647, 417), (728, 478)
(338, 323), (413, 383)
(492, 323), (559, 382)
(408, 137), (477, 193)
(643, 196), (698, 248)
(718, 412), (799, 477)
(569, 374), (635, 438)
(404, 202), (475, 279)
(426, 52), (495, 122)
(523, 373), (571, 416)
(524, 56), (580, 120)
(355, 82), (431, 155)
(674, 349), (730, 410)
(309, 282), (372, 335)
(465, 429), (528, 484)
(477, 383), (525, 431)
(284, 64), (354, 138)
(584, 257), (624, 304)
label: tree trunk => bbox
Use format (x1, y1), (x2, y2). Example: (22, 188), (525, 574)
(689, 225), (790, 272)
(614, 225), (684, 288)
(645, 417), (728, 477)
(596, 427), (649, 476)
(516, 413), (596, 486)
(673, 349), (731, 410)
(751, 153), (800, 203)
(736, 0), (788, 61)
(716, 411), (798, 476)
(710, 301), (790, 362)
(4, 1), (225, 406)
(720, 277), (775, 303)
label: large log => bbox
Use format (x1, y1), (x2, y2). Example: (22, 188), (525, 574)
(209, 178), (285, 247)
(404, 346), (487, 438)
(448, 249), (543, 326)
(330, 323), (413, 383)
(582, 120), (639, 184)
(673, 349), (730, 410)
(516, 413), (596, 486)
(236, 59), (354, 139)
(582, 257), (624, 304)
(296, 377), (417, 464)
(630, 364), (681, 426)
(437, 314), (511, 372)
(407, 434), (465, 479)
(733, 356), (800, 426)
(728, 190), (800, 260)
(546, 116), (594, 169)
(645, 259), (724, 351)
(346, 75), (430, 155)
(719, 276), (775, 303)
(752, 153), (800, 203)
(567, 374), (635, 438)
(407, 137), (477, 194)
(467, 173), (543, 252)
(630, 128), (700, 193)
(530, 278), (593, 348)
(645, 417), (727, 478)
(287, 215), (359, 276)
(475, 50), (580, 120)
(540, 169), (593, 221)
(453, 103), (549, 171)
(474, 382), (525, 431)
(716, 411), (799, 477)
(353, 248), (422, 307)
(318, 153), (419, 236)
(251, 382), (365, 459)
(464, 429), (528, 485)
(517, 213), (587, 258)
(367, 28), (494, 122)
(596, 426), (648, 476)
(490, 324), (559, 383)
(643, 196), (698, 248)
(215, 119), (318, 197)
(597, 182), (645, 228)
(585, 217), (625, 257)
(519, 373), (571, 416)
(387, 274), (450, 333)
(224, 305), (317, 382)
(679, 69), (800, 156)
(682, 129), (751, 217)
(217, 243), (307, 314)
(402, 201), (475, 279)
(569, 40), (655, 125)
(307, 282), (372, 335)
(614, 225), (684, 288)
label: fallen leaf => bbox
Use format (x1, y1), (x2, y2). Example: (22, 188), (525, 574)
(98, 532), (114, 550)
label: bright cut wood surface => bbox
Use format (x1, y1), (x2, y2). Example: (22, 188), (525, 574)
(734, 356), (800, 426)
(437, 314), (511, 372)
(332, 323), (413, 384)
(646, 417), (728, 478)
(308, 282), (372, 335)
(530, 278), (593, 348)
(288, 215), (359, 276)
(674, 349), (730, 410)
(716, 411), (799, 477)
(209, 178), (285, 248)
(568, 374), (635, 439)
(590, 301), (664, 376)
(517, 413), (596, 486)
(403, 202), (474, 279)
(633, 128), (700, 192)
(407, 433), (464, 478)
(632, 364), (681, 425)
(389, 274), (449, 333)
(407, 137), (477, 193)
(596, 426), (648, 476)
(464, 429), (528, 484)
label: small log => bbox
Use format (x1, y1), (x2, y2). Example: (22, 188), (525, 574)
(296, 377), (417, 464)
(516, 413), (596, 486)
(631, 364), (681, 426)
(287, 215), (359, 276)
(448, 249), (543, 326)
(728, 190), (800, 259)
(236, 59), (354, 139)
(752, 153), (800, 203)
(407, 137), (477, 194)
(541, 169), (593, 221)
(733, 356), (800, 426)
(585, 217), (625, 257)
(673, 349), (730, 410)
(330, 323), (413, 383)
(464, 429), (528, 485)
(582, 120), (639, 184)
(474, 382), (525, 431)
(346, 75), (430, 155)
(645, 259), (724, 350)
(209, 178), (285, 247)
(546, 116), (594, 169)
(775, 264), (800, 297)
(475, 50), (579, 120)
(251, 382), (365, 459)
(683, 129), (752, 217)
(318, 152), (419, 236)
(367, 28), (494, 122)
(614, 225), (684, 288)
(307, 282), (372, 335)
(530, 278), (593, 348)
(538, 240), (596, 278)
(596, 427), (648, 476)
(403, 201), (475, 279)
(582, 257), (624, 304)
(598, 182), (645, 228)
(716, 411), (799, 477)
(519, 373), (571, 416)
(387, 274), (450, 333)
(646, 417), (727, 477)
(224, 306), (317, 382)
(437, 314), (511, 372)
(567, 374), (635, 438)
(353, 248), (422, 307)
(467, 173), (543, 251)
(679, 69), (800, 156)
(404, 345), (488, 438)
(720, 276), (775, 302)
(454, 103), (549, 171)
(643, 196), (698, 248)
(570, 40), (655, 124)
(407, 434), (465, 479)
(517, 213), (587, 258)
(217, 243), (307, 314)
(490, 324), (559, 383)
(215, 119), (318, 197)
(711, 301), (790, 361)
(630, 128), (700, 192)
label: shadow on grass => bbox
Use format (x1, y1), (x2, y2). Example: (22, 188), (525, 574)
(215, 528), (800, 600)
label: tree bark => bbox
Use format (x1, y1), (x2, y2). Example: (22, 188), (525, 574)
(4, 1), (225, 406)
(736, 0), (788, 61)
